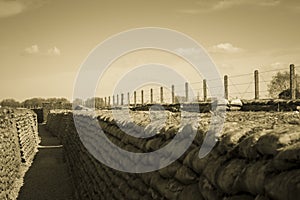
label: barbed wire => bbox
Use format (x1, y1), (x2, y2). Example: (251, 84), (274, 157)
(100, 64), (299, 104)
(229, 72), (253, 78)
(259, 67), (287, 74)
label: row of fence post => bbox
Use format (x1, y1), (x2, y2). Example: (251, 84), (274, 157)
(100, 64), (296, 107)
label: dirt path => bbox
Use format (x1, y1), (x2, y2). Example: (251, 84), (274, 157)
(18, 124), (74, 200)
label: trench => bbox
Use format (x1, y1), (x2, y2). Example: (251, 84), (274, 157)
(17, 124), (74, 200)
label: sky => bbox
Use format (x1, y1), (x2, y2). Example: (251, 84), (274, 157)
(0, 0), (300, 101)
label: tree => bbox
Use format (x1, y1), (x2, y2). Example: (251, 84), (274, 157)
(84, 97), (104, 109)
(22, 98), (45, 108)
(94, 97), (104, 109)
(0, 98), (21, 108)
(268, 71), (300, 98)
(45, 98), (71, 109)
(21, 97), (71, 109)
(73, 98), (84, 106)
(85, 98), (94, 108)
(46, 97), (70, 105)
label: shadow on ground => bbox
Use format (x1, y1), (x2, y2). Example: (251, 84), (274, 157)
(18, 124), (74, 200)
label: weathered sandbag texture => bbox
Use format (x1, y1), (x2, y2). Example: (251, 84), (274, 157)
(46, 110), (300, 200)
(241, 99), (300, 111)
(0, 108), (39, 200)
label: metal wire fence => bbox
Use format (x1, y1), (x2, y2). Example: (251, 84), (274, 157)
(99, 64), (300, 106)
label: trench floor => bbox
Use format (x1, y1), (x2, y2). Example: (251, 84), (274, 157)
(18, 124), (74, 200)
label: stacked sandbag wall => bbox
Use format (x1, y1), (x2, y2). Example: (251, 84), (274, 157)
(32, 108), (44, 123)
(47, 110), (300, 200)
(0, 108), (39, 200)
(241, 99), (300, 111)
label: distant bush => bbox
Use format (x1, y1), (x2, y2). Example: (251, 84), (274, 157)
(268, 71), (300, 98)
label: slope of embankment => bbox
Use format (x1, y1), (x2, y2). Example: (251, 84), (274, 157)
(47, 110), (300, 200)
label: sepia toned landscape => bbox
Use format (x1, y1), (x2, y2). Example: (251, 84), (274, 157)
(0, 0), (300, 200)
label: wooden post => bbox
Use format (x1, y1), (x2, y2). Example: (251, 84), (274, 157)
(121, 93), (124, 105)
(224, 75), (228, 100)
(117, 94), (119, 105)
(185, 82), (189, 102)
(100, 98), (104, 107)
(171, 85), (175, 104)
(104, 97), (107, 107)
(127, 92), (130, 106)
(160, 87), (163, 103)
(150, 88), (153, 104)
(134, 91), (136, 106)
(254, 70), (259, 99)
(290, 64), (296, 100)
(203, 79), (207, 102)
(108, 96), (110, 106)
(113, 95), (115, 106)
(141, 90), (144, 105)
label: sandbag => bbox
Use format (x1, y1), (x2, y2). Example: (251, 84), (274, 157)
(166, 179), (184, 193)
(235, 160), (272, 195)
(183, 147), (200, 169)
(126, 189), (141, 200)
(145, 137), (165, 151)
(198, 176), (223, 200)
(271, 142), (300, 171)
(238, 129), (266, 159)
(129, 177), (148, 194)
(192, 147), (220, 174)
(217, 127), (252, 154)
(265, 170), (300, 200)
(256, 127), (300, 156)
(141, 194), (153, 200)
(149, 173), (178, 199)
(224, 194), (255, 200)
(159, 160), (181, 178)
(203, 156), (228, 187)
(216, 159), (247, 194)
(254, 195), (270, 200)
(174, 165), (198, 184)
(178, 183), (204, 200)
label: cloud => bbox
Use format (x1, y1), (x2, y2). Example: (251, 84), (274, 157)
(177, 0), (280, 14)
(0, 0), (47, 18)
(212, 0), (242, 10)
(23, 45), (61, 56)
(270, 62), (284, 68)
(0, 1), (24, 18)
(212, 0), (280, 10)
(257, 0), (280, 6)
(210, 43), (243, 53)
(47, 46), (61, 56)
(24, 44), (39, 54)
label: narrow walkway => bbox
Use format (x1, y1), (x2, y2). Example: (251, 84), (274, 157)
(18, 124), (74, 200)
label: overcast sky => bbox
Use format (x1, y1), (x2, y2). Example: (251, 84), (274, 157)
(0, 0), (300, 101)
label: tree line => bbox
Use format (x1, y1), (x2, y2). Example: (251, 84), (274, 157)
(0, 97), (70, 109)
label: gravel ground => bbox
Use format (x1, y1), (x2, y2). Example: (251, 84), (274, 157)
(17, 124), (74, 200)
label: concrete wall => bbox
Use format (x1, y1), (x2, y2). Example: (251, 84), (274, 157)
(47, 110), (300, 200)
(0, 108), (39, 200)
